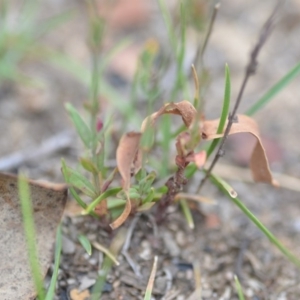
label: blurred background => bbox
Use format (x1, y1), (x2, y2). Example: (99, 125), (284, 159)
(1, 0), (300, 299)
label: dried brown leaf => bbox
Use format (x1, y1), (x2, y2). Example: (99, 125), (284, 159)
(202, 114), (278, 186)
(0, 173), (67, 300)
(112, 132), (141, 229)
(175, 192), (215, 204)
(141, 100), (197, 131)
(70, 289), (91, 300)
(116, 132), (142, 190)
(110, 195), (131, 230)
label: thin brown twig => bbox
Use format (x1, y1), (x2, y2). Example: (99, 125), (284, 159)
(198, 1), (282, 192)
(122, 214), (142, 277)
(199, 2), (220, 61)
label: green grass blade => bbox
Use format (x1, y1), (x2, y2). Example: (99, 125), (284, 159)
(45, 225), (62, 300)
(84, 187), (122, 214)
(156, 0), (177, 51)
(210, 174), (300, 269)
(91, 228), (126, 300)
(65, 103), (93, 148)
(18, 174), (45, 300)
(144, 256), (158, 300)
(234, 275), (245, 300)
(246, 61), (300, 116)
(180, 199), (194, 229)
(78, 235), (92, 256)
(206, 64), (231, 157)
(61, 160), (97, 198)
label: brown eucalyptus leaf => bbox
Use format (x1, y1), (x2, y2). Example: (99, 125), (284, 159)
(202, 114), (278, 186)
(112, 132), (141, 229)
(110, 194), (131, 230)
(141, 100), (197, 131)
(0, 173), (67, 300)
(116, 132), (142, 190)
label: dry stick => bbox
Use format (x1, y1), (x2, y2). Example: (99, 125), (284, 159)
(122, 214), (142, 277)
(194, 2), (220, 73)
(0, 130), (74, 171)
(198, 2), (282, 192)
(199, 3), (220, 61)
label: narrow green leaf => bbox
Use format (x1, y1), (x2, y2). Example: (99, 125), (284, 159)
(18, 174), (45, 300)
(156, 0), (177, 51)
(91, 228), (127, 299)
(84, 187), (122, 214)
(143, 188), (155, 204)
(80, 157), (98, 173)
(246, 61), (300, 116)
(180, 199), (194, 229)
(107, 199), (126, 210)
(78, 235), (92, 256)
(137, 202), (155, 212)
(234, 275), (245, 300)
(139, 171), (156, 194)
(65, 103), (93, 148)
(211, 174), (300, 269)
(61, 159), (97, 198)
(144, 256), (158, 300)
(206, 64), (231, 157)
(45, 225), (62, 300)
(209, 172), (238, 198)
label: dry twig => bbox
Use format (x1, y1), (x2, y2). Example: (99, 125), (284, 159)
(198, 1), (282, 192)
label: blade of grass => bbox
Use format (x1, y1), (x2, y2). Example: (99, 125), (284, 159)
(91, 228), (127, 300)
(92, 241), (120, 266)
(211, 174), (300, 269)
(234, 275), (245, 300)
(206, 64), (231, 158)
(18, 174), (45, 300)
(180, 199), (194, 229)
(84, 187), (122, 214)
(65, 103), (93, 149)
(156, 0), (177, 51)
(45, 225), (62, 300)
(246, 61), (300, 116)
(78, 235), (92, 256)
(144, 256), (158, 300)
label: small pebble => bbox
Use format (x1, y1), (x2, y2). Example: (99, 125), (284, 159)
(78, 277), (96, 291)
(176, 231), (187, 247)
(162, 231), (180, 257)
(62, 235), (76, 255)
(67, 278), (76, 285)
(202, 289), (213, 298)
(139, 240), (152, 260)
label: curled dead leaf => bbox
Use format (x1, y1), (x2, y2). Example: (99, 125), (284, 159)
(110, 194), (131, 230)
(116, 132), (142, 190)
(202, 114), (278, 186)
(141, 100), (197, 131)
(112, 132), (141, 229)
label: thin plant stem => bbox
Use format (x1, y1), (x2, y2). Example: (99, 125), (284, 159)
(198, 2), (281, 192)
(197, 2), (220, 66)
(87, 0), (105, 194)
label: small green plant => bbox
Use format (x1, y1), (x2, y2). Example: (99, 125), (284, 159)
(61, 0), (300, 297)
